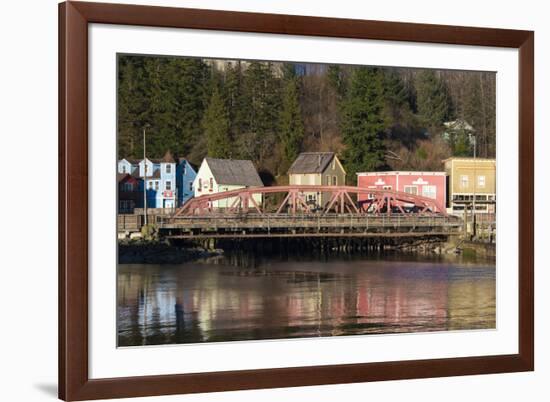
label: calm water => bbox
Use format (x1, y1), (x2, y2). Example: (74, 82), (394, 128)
(117, 253), (496, 346)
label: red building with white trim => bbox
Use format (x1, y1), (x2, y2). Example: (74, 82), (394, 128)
(357, 171), (447, 210)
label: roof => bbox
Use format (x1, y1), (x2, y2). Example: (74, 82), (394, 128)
(117, 173), (129, 183)
(119, 158), (141, 165)
(205, 158), (263, 186)
(443, 119), (474, 132)
(142, 169), (161, 179)
(178, 157), (198, 173)
(161, 150), (176, 163)
(357, 171), (446, 176)
(288, 152), (336, 174)
(442, 157), (496, 163)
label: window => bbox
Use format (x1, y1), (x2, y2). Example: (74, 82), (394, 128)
(326, 175), (331, 185)
(119, 200), (130, 211)
(189, 182), (193, 192)
(332, 159), (336, 170)
(422, 185), (436, 199)
(460, 175), (469, 189)
(121, 165), (127, 174)
(332, 176), (337, 186)
(383, 185), (392, 190)
(154, 181), (159, 191)
(478, 175), (486, 188)
(182, 165), (186, 174)
(123, 183), (132, 192)
(166, 164), (172, 174)
(147, 181), (153, 189)
(198, 178), (202, 191)
(209, 177), (214, 191)
(165, 181), (172, 191)
(404, 185), (418, 195)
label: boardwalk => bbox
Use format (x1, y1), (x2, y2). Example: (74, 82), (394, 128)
(157, 213), (462, 238)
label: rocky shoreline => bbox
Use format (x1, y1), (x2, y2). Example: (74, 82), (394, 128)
(118, 240), (224, 264)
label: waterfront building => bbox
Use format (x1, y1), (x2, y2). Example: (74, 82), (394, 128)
(117, 173), (142, 213)
(117, 158), (140, 175)
(287, 152), (346, 208)
(356, 171), (447, 210)
(442, 119), (475, 141)
(176, 158), (197, 207)
(443, 157), (496, 215)
(193, 158), (263, 208)
(117, 151), (178, 210)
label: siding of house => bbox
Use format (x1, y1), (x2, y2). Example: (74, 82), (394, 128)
(117, 159), (135, 175)
(444, 158), (496, 214)
(176, 159), (197, 206)
(194, 159), (262, 209)
(288, 156), (346, 207)
(134, 158), (177, 209)
(357, 171), (447, 210)
(118, 174), (142, 213)
(320, 158), (346, 205)
(157, 160), (177, 209)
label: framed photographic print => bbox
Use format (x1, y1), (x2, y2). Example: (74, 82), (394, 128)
(59, 1), (534, 400)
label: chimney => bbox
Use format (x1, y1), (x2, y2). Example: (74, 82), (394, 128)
(318, 154), (321, 167)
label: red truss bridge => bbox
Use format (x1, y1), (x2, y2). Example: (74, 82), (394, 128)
(158, 185), (462, 238)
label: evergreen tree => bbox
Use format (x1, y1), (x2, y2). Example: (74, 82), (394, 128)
(116, 55), (209, 161)
(118, 56), (147, 158)
(224, 62), (248, 141)
(203, 87), (231, 158)
(451, 130), (472, 156)
(415, 70), (451, 129)
(327, 64), (347, 100)
(341, 67), (387, 182)
(238, 62), (281, 164)
(279, 77), (304, 172)
(381, 69), (413, 125)
(383, 69), (409, 107)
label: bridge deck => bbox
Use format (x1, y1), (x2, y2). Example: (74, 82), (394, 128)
(158, 213), (462, 238)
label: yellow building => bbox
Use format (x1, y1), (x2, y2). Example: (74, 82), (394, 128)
(443, 157), (496, 215)
(288, 152), (346, 208)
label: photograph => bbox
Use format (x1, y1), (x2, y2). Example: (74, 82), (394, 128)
(115, 55), (497, 347)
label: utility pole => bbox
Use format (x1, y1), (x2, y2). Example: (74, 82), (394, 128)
(143, 126), (148, 226)
(471, 133), (477, 238)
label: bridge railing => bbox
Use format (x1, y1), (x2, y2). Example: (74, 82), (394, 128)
(174, 185), (448, 217)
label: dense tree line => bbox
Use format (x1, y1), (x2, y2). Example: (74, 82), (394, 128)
(118, 55), (496, 184)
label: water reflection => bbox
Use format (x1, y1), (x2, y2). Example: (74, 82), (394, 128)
(117, 254), (495, 346)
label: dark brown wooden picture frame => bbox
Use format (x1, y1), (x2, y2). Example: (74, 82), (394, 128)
(59, 1), (534, 400)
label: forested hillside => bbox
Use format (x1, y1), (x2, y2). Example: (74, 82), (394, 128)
(118, 55), (495, 184)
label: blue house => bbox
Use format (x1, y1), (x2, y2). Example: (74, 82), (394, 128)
(117, 151), (196, 210)
(176, 158), (197, 206)
(137, 151), (177, 209)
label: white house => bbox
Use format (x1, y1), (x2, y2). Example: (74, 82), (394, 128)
(193, 158), (264, 208)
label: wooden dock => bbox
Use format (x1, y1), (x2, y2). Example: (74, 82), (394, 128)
(156, 213), (463, 239)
